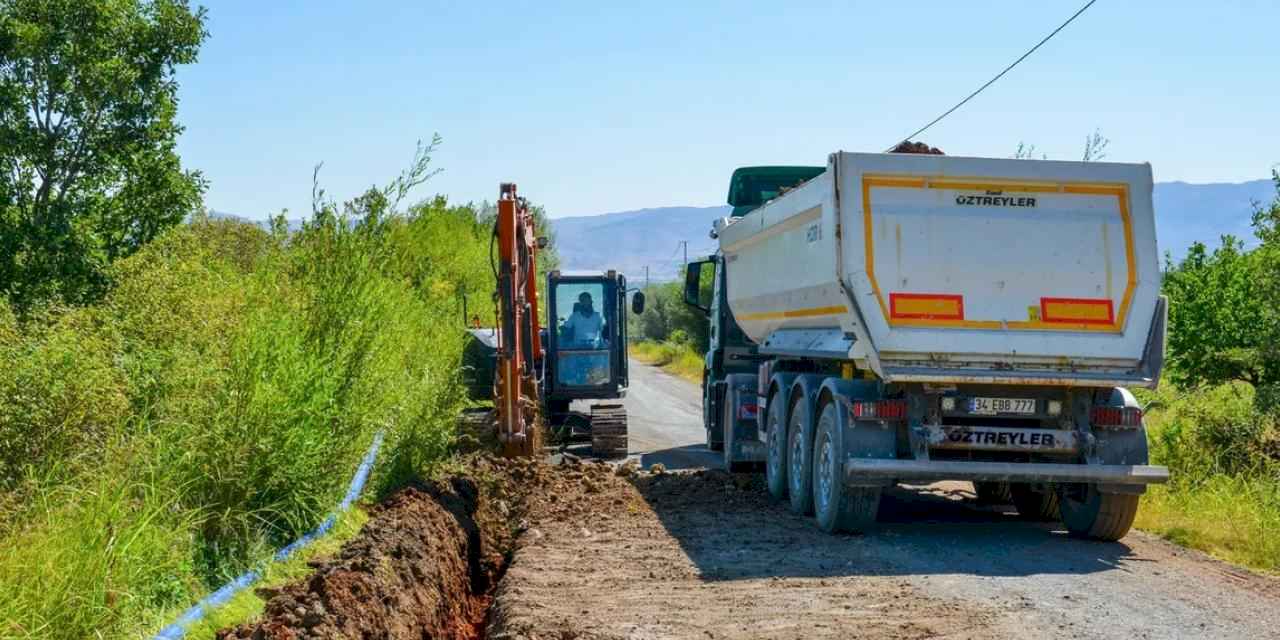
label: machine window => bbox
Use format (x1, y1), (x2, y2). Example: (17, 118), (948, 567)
(555, 281), (610, 386)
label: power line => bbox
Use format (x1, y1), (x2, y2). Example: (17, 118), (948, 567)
(886, 0), (1099, 151)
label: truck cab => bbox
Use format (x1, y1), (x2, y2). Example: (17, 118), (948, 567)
(685, 166), (825, 454)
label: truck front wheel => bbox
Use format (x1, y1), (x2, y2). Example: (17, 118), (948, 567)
(812, 402), (879, 533)
(1058, 484), (1139, 541)
(765, 393), (788, 501)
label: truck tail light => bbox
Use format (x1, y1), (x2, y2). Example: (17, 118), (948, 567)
(1090, 406), (1143, 428)
(851, 400), (907, 421)
(738, 403), (759, 421)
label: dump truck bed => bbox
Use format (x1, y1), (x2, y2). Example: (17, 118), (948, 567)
(717, 152), (1164, 387)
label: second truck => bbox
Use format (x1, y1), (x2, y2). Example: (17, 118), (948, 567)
(684, 150), (1169, 539)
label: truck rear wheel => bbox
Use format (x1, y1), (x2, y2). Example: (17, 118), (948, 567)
(765, 393), (788, 501)
(812, 402), (879, 533)
(975, 481), (1013, 504)
(1011, 483), (1060, 521)
(1058, 484), (1139, 541)
(786, 395), (814, 516)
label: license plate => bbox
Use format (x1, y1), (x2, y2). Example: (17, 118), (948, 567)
(969, 397), (1036, 415)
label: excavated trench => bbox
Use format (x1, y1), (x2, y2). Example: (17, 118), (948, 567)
(215, 455), (622, 640)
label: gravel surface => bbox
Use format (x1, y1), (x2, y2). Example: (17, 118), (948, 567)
(498, 361), (1280, 640)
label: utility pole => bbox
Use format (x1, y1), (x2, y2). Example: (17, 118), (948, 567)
(681, 240), (687, 266)
(644, 265), (649, 289)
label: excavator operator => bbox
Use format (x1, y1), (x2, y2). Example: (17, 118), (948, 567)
(561, 291), (605, 348)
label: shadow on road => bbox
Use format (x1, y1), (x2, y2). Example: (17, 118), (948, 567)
(632, 462), (1136, 581)
(639, 444), (720, 471)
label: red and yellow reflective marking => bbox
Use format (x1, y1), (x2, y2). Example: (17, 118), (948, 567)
(889, 293), (964, 320)
(1040, 297), (1114, 325)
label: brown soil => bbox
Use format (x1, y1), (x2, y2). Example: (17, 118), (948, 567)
(215, 456), (621, 640)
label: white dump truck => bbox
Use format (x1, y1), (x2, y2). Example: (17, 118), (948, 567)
(682, 151), (1169, 539)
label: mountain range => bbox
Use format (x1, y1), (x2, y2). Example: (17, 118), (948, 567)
(551, 179), (1276, 282)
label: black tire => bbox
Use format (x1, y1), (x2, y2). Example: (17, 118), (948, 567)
(706, 384), (725, 452)
(975, 481), (1013, 504)
(812, 402), (879, 533)
(1010, 483), (1060, 521)
(786, 394), (815, 516)
(1058, 484), (1140, 541)
(765, 393), (788, 501)
(721, 385), (750, 472)
(706, 428), (724, 452)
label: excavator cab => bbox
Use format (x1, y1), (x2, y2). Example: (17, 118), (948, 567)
(544, 270), (634, 402)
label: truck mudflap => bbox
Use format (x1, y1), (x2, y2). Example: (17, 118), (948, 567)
(844, 459), (1170, 486)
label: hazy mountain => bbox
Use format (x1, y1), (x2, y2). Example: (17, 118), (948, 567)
(550, 206), (729, 283)
(1152, 179), (1273, 260)
(552, 179), (1276, 282)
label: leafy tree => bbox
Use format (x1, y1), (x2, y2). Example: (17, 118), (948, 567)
(0, 0), (208, 307)
(1163, 173), (1280, 390)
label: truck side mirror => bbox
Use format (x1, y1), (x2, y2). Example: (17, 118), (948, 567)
(631, 291), (645, 314)
(684, 260), (712, 315)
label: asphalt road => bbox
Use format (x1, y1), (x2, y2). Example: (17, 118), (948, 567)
(614, 358), (1280, 640)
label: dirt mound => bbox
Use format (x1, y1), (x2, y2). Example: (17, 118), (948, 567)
(216, 456), (625, 640)
(889, 140), (945, 155)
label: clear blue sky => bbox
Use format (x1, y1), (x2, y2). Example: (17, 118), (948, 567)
(175, 1), (1279, 220)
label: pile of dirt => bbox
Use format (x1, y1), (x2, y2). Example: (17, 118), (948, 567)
(889, 140), (945, 155)
(215, 455), (627, 640)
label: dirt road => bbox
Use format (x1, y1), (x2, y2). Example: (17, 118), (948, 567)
(495, 360), (1280, 640)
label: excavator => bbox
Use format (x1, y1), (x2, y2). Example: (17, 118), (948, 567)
(467, 183), (644, 458)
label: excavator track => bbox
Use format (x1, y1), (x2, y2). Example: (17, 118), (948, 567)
(590, 403), (628, 459)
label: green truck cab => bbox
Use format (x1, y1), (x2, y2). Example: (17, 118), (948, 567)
(684, 166), (824, 462)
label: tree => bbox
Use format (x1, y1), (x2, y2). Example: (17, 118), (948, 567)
(1163, 174), (1280, 390)
(0, 0), (208, 307)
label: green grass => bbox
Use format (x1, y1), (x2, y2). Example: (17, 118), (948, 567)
(181, 506), (369, 638)
(1135, 382), (1280, 572)
(632, 340), (703, 383)
(0, 196), (496, 638)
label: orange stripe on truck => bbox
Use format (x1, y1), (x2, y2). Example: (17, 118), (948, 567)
(889, 293), (964, 320)
(1040, 297), (1115, 325)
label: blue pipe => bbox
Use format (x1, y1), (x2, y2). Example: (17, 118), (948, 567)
(154, 431), (384, 639)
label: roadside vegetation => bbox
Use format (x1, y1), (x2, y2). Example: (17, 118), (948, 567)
(0, 3), (519, 636)
(629, 275), (709, 383)
(1135, 173), (1280, 571)
(632, 335), (703, 383)
(0, 177), (500, 637)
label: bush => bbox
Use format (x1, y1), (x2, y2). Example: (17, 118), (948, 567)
(0, 184), (498, 637)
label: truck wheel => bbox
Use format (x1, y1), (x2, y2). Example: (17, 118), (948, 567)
(1010, 483), (1060, 521)
(721, 384), (750, 473)
(812, 402), (879, 533)
(1057, 484), (1139, 541)
(765, 393), (788, 501)
(975, 481), (1013, 504)
(706, 428), (724, 452)
(706, 384), (725, 452)
(786, 395), (814, 516)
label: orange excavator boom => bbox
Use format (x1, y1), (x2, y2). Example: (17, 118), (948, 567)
(494, 183), (543, 457)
